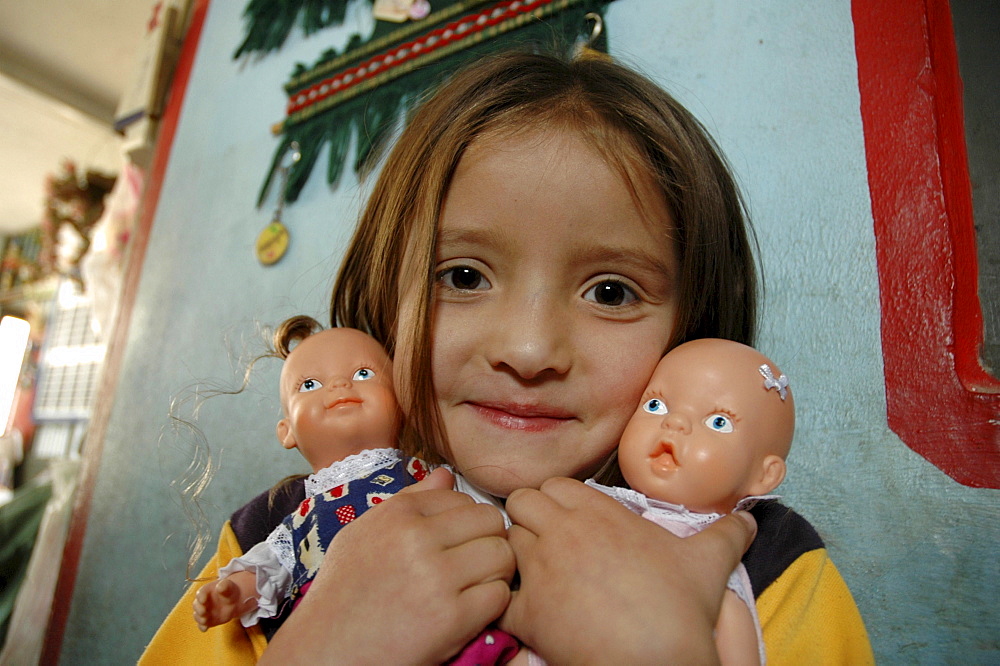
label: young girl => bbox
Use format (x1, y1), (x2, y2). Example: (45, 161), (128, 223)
(142, 51), (871, 664)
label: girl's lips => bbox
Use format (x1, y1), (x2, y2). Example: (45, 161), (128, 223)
(466, 401), (576, 432)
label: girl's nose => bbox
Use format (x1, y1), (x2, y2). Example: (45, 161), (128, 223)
(487, 293), (572, 380)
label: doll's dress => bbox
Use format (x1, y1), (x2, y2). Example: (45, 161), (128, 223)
(585, 480), (773, 665)
(219, 448), (507, 627)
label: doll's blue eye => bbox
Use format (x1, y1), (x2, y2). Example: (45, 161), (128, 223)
(353, 368), (374, 381)
(299, 378), (322, 392)
(643, 399), (668, 415)
(705, 414), (734, 433)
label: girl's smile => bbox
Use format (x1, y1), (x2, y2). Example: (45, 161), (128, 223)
(400, 126), (680, 497)
(464, 399), (577, 433)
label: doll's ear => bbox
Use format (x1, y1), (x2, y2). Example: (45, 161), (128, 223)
(276, 419), (297, 451)
(748, 454), (786, 496)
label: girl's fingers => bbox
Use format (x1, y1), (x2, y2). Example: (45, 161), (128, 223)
(441, 534), (516, 589)
(390, 485), (476, 518)
(504, 485), (564, 531)
(506, 477), (621, 532)
(684, 511), (758, 579)
(425, 501), (508, 548)
(505, 523), (537, 553)
(398, 466), (455, 494)
(457, 578), (514, 628)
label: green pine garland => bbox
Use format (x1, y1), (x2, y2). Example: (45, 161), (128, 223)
(234, 0), (359, 58)
(258, 0), (613, 207)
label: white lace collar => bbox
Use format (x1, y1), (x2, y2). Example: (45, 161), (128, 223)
(304, 448), (404, 497)
(585, 479), (778, 530)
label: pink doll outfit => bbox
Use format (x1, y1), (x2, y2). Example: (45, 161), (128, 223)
(585, 480), (773, 665)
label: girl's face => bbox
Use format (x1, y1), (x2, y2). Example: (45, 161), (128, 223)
(399, 127), (679, 497)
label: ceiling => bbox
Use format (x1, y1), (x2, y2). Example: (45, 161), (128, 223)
(0, 1), (157, 233)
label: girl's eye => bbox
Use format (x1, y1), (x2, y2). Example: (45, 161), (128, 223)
(643, 399), (668, 415)
(584, 280), (639, 307)
(299, 378), (322, 392)
(438, 266), (491, 291)
(352, 368), (374, 381)
(705, 414), (734, 433)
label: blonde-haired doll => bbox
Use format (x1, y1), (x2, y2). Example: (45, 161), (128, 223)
(192, 316), (512, 665)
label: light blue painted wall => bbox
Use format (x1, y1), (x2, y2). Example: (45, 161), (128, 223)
(60, 0), (1000, 663)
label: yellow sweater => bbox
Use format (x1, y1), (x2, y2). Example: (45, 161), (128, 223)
(140, 484), (873, 664)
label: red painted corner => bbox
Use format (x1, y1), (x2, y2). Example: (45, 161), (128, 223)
(853, 0), (999, 488)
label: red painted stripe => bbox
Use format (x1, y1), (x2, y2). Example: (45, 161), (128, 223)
(287, 0), (551, 114)
(853, 0), (999, 488)
(42, 0), (212, 661)
(924, 0), (994, 392)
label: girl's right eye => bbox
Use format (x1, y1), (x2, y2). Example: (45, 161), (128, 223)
(299, 378), (322, 392)
(643, 398), (668, 415)
(437, 266), (491, 291)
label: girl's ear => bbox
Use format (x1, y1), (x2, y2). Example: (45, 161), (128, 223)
(748, 454), (786, 496)
(276, 419), (298, 450)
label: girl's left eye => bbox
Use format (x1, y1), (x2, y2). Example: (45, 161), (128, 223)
(705, 414), (734, 433)
(643, 399), (668, 415)
(583, 280), (639, 307)
(353, 368), (374, 381)
(438, 266), (491, 291)
(299, 378), (322, 392)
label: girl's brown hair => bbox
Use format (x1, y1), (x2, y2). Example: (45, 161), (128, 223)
(331, 50), (758, 464)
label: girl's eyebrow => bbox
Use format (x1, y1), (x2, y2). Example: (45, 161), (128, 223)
(439, 227), (672, 278)
(437, 226), (514, 251)
(571, 245), (673, 277)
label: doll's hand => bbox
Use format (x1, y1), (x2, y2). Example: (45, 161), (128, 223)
(193, 573), (255, 631)
(259, 468), (515, 664)
(500, 477), (756, 664)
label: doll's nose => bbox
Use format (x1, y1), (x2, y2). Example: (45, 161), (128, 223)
(329, 375), (351, 388)
(660, 412), (691, 434)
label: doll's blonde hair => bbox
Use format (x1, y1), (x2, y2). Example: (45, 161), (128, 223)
(331, 50), (759, 468)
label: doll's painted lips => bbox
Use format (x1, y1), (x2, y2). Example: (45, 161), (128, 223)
(327, 397), (363, 410)
(466, 401), (575, 432)
(652, 442), (679, 471)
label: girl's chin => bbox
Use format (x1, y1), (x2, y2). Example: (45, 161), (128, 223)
(453, 461), (550, 498)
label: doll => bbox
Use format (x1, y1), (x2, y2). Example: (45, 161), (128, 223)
(587, 338), (794, 665)
(192, 316), (516, 662)
(192, 317), (411, 628)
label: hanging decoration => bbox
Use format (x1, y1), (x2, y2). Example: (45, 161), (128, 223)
(256, 142), (301, 265)
(256, 0), (614, 208)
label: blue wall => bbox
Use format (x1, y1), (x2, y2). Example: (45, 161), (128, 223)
(59, 0), (1000, 662)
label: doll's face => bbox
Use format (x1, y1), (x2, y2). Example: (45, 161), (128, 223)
(618, 338), (792, 514)
(278, 328), (400, 472)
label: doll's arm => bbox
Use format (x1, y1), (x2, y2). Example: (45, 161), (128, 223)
(194, 570), (260, 631)
(715, 589), (761, 666)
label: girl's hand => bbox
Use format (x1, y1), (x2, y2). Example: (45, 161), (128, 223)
(259, 468), (515, 665)
(500, 477), (757, 665)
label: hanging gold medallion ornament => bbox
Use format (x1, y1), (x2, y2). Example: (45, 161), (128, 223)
(256, 141), (301, 265)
